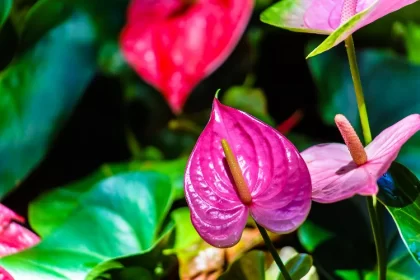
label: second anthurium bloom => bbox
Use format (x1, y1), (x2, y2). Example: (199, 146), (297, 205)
(185, 97), (312, 248)
(120, 0), (253, 113)
(261, 0), (417, 57)
(302, 114), (420, 203)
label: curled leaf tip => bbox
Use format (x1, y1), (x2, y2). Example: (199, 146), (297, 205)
(334, 114), (367, 166)
(221, 139), (252, 205)
(215, 89), (221, 99)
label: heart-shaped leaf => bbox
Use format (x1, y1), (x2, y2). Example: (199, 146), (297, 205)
(120, 0), (254, 113)
(0, 171), (174, 279)
(29, 159), (185, 238)
(307, 45), (420, 178)
(377, 161), (420, 265)
(0, 10), (96, 198)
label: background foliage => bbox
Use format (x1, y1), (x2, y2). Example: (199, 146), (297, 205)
(0, 0), (419, 279)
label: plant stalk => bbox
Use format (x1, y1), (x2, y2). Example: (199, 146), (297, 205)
(256, 223), (292, 280)
(344, 35), (386, 280)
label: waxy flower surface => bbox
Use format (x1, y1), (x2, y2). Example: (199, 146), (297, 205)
(301, 114), (420, 203)
(261, 0), (417, 57)
(185, 98), (312, 248)
(120, 0), (253, 113)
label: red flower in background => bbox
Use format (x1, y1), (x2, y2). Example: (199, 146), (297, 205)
(0, 204), (40, 280)
(120, 0), (254, 113)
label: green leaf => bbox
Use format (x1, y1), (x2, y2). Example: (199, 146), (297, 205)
(278, 253), (313, 280)
(393, 21), (420, 65)
(19, 0), (72, 49)
(29, 159), (185, 238)
(1, 171), (174, 279)
(222, 85), (275, 126)
(366, 232), (420, 279)
(0, 10), (96, 198)
(86, 225), (176, 279)
(308, 46), (420, 178)
(0, 0), (12, 29)
(377, 162), (420, 265)
(218, 250), (266, 280)
(297, 221), (335, 253)
(164, 207), (201, 253)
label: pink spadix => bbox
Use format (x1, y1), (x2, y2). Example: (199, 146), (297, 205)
(301, 114), (420, 203)
(184, 98), (312, 248)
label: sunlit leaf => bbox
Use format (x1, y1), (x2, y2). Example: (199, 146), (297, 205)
(0, 171), (174, 279)
(377, 162), (420, 265)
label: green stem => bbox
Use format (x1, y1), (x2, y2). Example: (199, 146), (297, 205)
(255, 223), (292, 280)
(344, 35), (386, 280)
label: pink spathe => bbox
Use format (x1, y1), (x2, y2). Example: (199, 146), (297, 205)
(301, 114), (420, 203)
(303, 0), (415, 32)
(185, 99), (312, 248)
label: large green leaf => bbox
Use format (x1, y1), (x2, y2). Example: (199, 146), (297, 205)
(308, 46), (420, 177)
(377, 162), (420, 265)
(29, 159), (186, 238)
(0, 0), (12, 29)
(0, 10), (96, 198)
(1, 171), (174, 279)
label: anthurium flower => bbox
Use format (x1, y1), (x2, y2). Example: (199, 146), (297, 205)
(120, 0), (253, 113)
(184, 98), (312, 248)
(260, 0), (417, 57)
(0, 204), (40, 256)
(301, 114), (420, 203)
(0, 266), (13, 280)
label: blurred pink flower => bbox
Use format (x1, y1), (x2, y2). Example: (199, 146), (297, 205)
(261, 0), (417, 56)
(0, 204), (39, 256)
(0, 204), (40, 280)
(301, 114), (420, 203)
(120, 0), (253, 113)
(185, 98), (312, 248)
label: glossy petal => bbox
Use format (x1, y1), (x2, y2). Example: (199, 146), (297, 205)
(251, 137), (312, 232)
(120, 0), (253, 113)
(365, 114), (420, 178)
(301, 143), (378, 203)
(261, 0), (416, 57)
(0, 204), (40, 257)
(185, 99), (311, 247)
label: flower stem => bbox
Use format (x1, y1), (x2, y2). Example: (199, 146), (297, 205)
(344, 35), (386, 280)
(255, 223), (292, 280)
